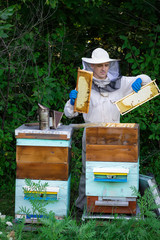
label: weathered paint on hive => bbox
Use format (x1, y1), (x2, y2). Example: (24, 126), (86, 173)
(86, 126), (139, 162)
(86, 161), (139, 197)
(15, 176), (71, 218)
(16, 138), (72, 147)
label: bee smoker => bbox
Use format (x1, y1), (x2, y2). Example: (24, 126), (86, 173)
(38, 103), (50, 130)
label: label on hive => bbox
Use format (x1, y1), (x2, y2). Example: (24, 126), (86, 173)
(115, 80), (160, 115)
(74, 68), (93, 113)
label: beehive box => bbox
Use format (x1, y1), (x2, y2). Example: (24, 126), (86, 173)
(86, 124), (139, 163)
(85, 124), (139, 215)
(115, 80), (160, 115)
(74, 68), (93, 113)
(15, 177), (71, 220)
(15, 124), (73, 180)
(15, 124), (73, 220)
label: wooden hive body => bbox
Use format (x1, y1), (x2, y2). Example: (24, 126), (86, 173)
(15, 124), (73, 220)
(85, 124), (139, 215)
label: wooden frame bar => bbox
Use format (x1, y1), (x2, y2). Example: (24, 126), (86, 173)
(115, 80), (160, 115)
(74, 68), (93, 113)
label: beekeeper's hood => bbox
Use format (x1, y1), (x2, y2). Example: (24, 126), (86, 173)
(82, 48), (121, 83)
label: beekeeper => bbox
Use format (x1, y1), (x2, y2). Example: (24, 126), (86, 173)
(64, 47), (152, 210)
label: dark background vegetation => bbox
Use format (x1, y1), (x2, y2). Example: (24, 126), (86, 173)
(0, 0), (160, 217)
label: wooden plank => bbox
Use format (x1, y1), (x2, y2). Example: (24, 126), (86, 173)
(86, 127), (139, 145)
(98, 196), (137, 201)
(16, 162), (69, 180)
(70, 122), (137, 129)
(86, 144), (138, 162)
(15, 177), (71, 218)
(87, 196), (137, 214)
(86, 161), (139, 198)
(16, 138), (71, 147)
(15, 133), (69, 140)
(95, 200), (129, 207)
(16, 146), (69, 164)
(74, 68), (93, 113)
(115, 80), (160, 115)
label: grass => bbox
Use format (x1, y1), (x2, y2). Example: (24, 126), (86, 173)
(0, 212), (160, 240)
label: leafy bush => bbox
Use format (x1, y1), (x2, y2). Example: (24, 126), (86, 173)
(120, 31), (160, 184)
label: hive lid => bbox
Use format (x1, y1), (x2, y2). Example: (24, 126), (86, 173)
(15, 124), (73, 140)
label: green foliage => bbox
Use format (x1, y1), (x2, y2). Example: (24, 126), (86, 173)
(0, 0), (160, 221)
(20, 179), (49, 218)
(120, 26), (160, 184)
(70, 129), (83, 205)
(131, 186), (160, 219)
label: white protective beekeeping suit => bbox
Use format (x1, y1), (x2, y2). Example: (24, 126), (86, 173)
(64, 48), (151, 210)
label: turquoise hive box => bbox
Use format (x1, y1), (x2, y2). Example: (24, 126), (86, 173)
(15, 124), (73, 221)
(85, 123), (139, 215)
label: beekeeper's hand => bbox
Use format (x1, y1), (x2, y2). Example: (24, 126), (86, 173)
(132, 78), (142, 92)
(69, 90), (78, 105)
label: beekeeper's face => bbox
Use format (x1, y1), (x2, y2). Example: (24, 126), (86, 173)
(91, 62), (110, 80)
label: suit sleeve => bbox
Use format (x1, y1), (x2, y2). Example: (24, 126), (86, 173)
(64, 100), (79, 119)
(121, 74), (152, 96)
